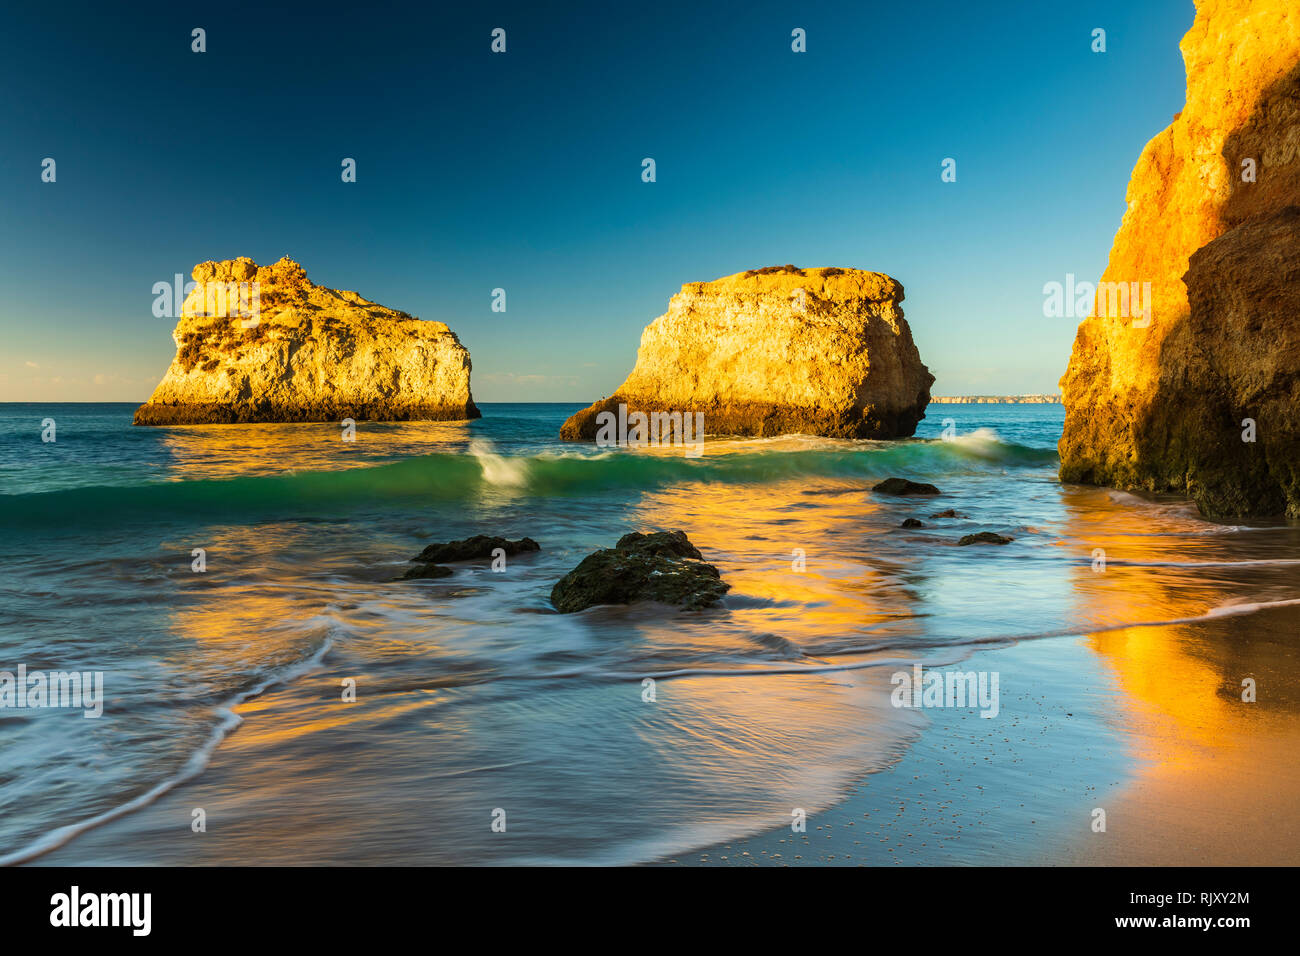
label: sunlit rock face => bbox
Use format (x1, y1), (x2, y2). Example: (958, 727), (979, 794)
(1059, 0), (1300, 517)
(134, 257), (479, 425)
(560, 266), (933, 440)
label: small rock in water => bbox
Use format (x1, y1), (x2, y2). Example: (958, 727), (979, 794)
(411, 534), (540, 564)
(873, 477), (941, 496)
(400, 563), (456, 580)
(551, 530), (729, 613)
(614, 530), (703, 560)
(901, 518), (925, 528)
(929, 509), (968, 519)
(957, 532), (1014, 546)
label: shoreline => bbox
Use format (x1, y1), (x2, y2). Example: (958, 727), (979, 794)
(32, 601), (1300, 867)
(670, 602), (1300, 866)
(7, 404), (1297, 868)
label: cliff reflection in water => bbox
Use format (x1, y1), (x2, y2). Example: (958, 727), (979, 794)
(155, 418), (478, 480)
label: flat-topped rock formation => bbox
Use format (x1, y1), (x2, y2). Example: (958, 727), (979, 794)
(134, 257), (479, 425)
(560, 265), (933, 440)
(1058, 0), (1300, 517)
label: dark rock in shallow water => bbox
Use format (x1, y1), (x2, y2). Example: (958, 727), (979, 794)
(873, 477), (941, 496)
(551, 530), (729, 613)
(412, 535), (540, 564)
(614, 530), (703, 560)
(929, 509), (968, 519)
(958, 531), (1014, 546)
(901, 518), (924, 528)
(400, 563), (456, 580)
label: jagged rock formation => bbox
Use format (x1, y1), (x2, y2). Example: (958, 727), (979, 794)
(1059, 0), (1300, 517)
(134, 257), (479, 425)
(560, 266), (933, 440)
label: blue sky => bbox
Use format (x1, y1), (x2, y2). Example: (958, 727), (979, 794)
(0, 0), (1195, 402)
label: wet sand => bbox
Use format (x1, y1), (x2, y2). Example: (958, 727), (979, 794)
(26, 603), (1300, 866)
(673, 603), (1300, 866)
(1063, 602), (1300, 865)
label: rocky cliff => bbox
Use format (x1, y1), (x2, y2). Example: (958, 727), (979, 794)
(134, 257), (479, 425)
(1058, 0), (1300, 517)
(560, 266), (933, 440)
(1179, 207), (1300, 516)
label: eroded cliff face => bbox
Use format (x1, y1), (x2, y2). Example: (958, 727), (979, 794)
(560, 266), (933, 440)
(1058, 0), (1300, 516)
(1180, 207), (1300, 516)
(134, 257), (479, 425)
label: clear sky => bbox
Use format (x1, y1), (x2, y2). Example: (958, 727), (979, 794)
(0, 0), (1195, 402)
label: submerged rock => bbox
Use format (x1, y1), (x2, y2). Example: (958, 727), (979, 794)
(400, 563), (456, 580)
(134, 257), (480, 425)
(958, 532), (1014, 546)
(873, 477), (941, 496)
(550, 530), (729, 613)
(901, 518), (925, 528)
(929, 509), (968, 519)
(412, 535), (540, 564)
(560, 267), (933, 441)
(1058, 1), (1300, 517)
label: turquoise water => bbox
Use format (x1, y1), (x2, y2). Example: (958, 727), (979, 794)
(2, 402), (1297, 864)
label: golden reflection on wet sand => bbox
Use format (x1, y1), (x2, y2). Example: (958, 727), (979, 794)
(1059, 486), (1300, 863)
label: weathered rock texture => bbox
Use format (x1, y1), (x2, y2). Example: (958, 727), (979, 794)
(560, 266), (933, 440)
(135, 257), (479, 425)
(1059, 0), (1300, 517)
(550, 531), (729, 613)
(1180, 207), (1300, 516)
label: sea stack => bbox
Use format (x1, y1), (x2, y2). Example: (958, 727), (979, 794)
(1058, 0), (1300, 517)
(559, 266), (933, 441)
(134, 257), (479, 425)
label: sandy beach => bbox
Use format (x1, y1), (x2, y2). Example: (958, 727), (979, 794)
(673, 602), (1300, 866)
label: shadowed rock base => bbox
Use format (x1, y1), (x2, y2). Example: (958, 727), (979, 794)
(560, 396), (926, 441)
(133, 401), (480, 426)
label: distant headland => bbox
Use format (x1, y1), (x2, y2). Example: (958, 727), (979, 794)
(929, 395), (1061, 404)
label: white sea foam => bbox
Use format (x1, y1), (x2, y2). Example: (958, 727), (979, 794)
(946, 427), (1007, 459)
(0, 635), (335, 867)
(469, 439), (529, 488)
